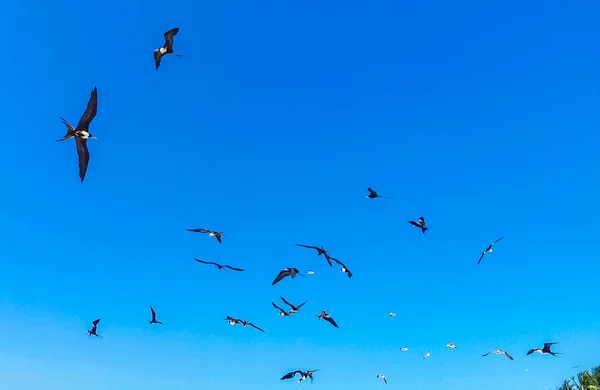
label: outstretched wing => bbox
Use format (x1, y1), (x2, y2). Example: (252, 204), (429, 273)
(75, 137), (90, 182)
(482, 351), (492, 357)
(408, 220), (420, 228)
(526, 348), (537, 355)
(76, 86), (97, 131)
(272, 269), (290, 285)
(493, 237), (504, 244)
(367, 187), (376, 195)
(164, 27), (179, 50)
(323, 316), (339, 328)
(280, 296), (294, 308)
(150, 306), (156, 319)
(186, 228), (211, 233)
(224, 265), (244, 272)
(296, 243), (319, 251)
(154, 50), (162, 70)
(195, 259), (220, 267)
(271, 302), (285, 312)
(280, 370), (302, 380)
(477, 251), (486, 265)
(502, 351), (514, 360)
(215, 233), (223, 243)
(296, 300), (308, 309)
(330, 257), (345, 267)
(248, 322), (265, 333)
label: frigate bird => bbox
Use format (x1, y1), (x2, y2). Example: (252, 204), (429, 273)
(317, 309), (339, 328)
(477, 237), (504, 265)
(56, 86), (98, 182)
(86, 318), (102, 338)
(527, 342), (561, 357)
(446, 342), (457, 349)
(239, 319), (265, 333)
(280, 296), (307, 313)
(194, 259), (244, 272)
(271, 267), (303, 285)
(154, 28), (183, 70)
(295, 244), (332, 266)
(482, 349), (514, 360)
(408, 217), (429, 234)
(376, 374), (388, 384)
(186, 228), (223, 243)
(148, 306), (163, 325)
(271, 302), (292, 316)
(423, 351), (431, 360)
(331, 257), (353, 279)
(280, 369), (319, 384)
(366, 187), (390, 199)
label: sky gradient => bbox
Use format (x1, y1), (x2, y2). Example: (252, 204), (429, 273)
(1, 0), (600, 389)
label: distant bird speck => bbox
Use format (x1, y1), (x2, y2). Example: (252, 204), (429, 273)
(148, 306), (164, 325)
(366, 187), (390, 199)
(186, 228), (223, 243)
(482, 349), (514, 360)
(446, 342), (457, 349)
(194, 259), (244, 272)
(408, 217), (429, 234)
(423, 351), (431, 360)
(389, 312), (397, 317)
(376, 374), (388, 384)
(477, 237), (504, 265)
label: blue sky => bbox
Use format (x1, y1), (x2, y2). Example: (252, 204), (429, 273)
(1, 0), (599, 388)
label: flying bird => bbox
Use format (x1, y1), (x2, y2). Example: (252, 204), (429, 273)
(272, 267), (303, 285)
(56, 86), (98, 182)
(194, 259), (244, 272)
(482, 349), (514, 360)
(86, 318), (102, 338)
(239, 319), (265, 333)
(271, 302), (292, 317)
(408, 217), (429, 234)
(446, 342), (457, 349)
(366, 187), (390, 199)
(186, 228), (223, 243)
(389, 312), (397, 317)
(148, 306), (164, 325)
(317, 309), (339, 328)
(224, 316), (241, 326)
(400, 347), (409, 351)
(307, 270), (315, 275)
(154, 28), (183, 70)
(376, 374), (388, 384)
(331, 257), (353, 279)
(280, 296), (307, 313)
(280, 369), (319, 384)
(477, 237), (504, 265)
(527, 342), (561, 357)
(423, 351), (431, 360)
(295, 244), (333, 266)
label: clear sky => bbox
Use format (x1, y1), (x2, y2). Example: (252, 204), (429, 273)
(1, 0), (599, 389)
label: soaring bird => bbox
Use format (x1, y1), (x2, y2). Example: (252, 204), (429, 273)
(295, 244), (333, 266)
(56, 86), (98, 182)
(186, 228), (223, 243)
(280, 296), (307, 313)
(224, 316), (241, 326)
(477, 237), (504, 265)
(423, 351), (431, 360)
(272, 267), (303, 285)
(86, 318), (102, 338)
(527, 342), (561, 357)
(280, 369), (319, 384)
(389, 312), (397, 317)
(366, 187), (390, 199)
(154, 28), (183, 70)
(271, 302), (292, 317)
(408, 217), (429, 234)
(446, 342), (457, 349)
(376, 374), (388, 384)
(148, 306), (164, 325)
(194, 259), (244, 272)
(239, 319), (265, 333)
(331, 257), (353, 279)
(317, 309), (339, 328)
(482, 349), (514, 360)
(400, 347), (409, 352)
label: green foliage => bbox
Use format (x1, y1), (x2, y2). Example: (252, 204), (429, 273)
(556, 367), (600, 390)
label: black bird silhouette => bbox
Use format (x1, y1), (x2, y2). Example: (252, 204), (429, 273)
(317, 309), (339, 328)
(148, 306), (164, 325)
(366, 187), (390, 199)
(295, 244), (332, 266)
(271, 302), (292, 316)
(408, 216), (429, 234)
(186, 228), (223, 243)
(477, 237), (504, 265)
(239, 319), (265, 333)
(154, 28), (183, 70)
(272, 267), (303, 285)
(194, 259), (244, 272)
(224, 316), (242, 326)
(527, 342), (562, 357)
(331, 257), (353, 279)
(86, 318), (102, 338)
(56, 86), (98, 182)
(280, 296), (307, 313)
(280, 369), (319, 384)
(482, 349), (514, 360)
